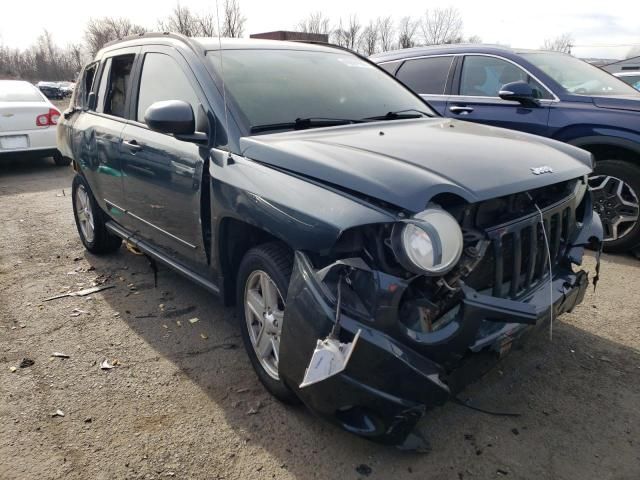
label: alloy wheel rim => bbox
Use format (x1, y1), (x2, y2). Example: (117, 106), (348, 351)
(75, 185), (95, 243)
(244, 270), (285, 380)
(589, 174), (639, 242)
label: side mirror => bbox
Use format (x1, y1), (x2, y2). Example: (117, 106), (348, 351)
(498, 81), (540, 107)
(144, 100), (195, 135)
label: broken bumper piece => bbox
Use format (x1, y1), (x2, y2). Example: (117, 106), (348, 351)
(279, 247), (593, 448)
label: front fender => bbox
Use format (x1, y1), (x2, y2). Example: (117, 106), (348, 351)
(210, 155), (396, 253)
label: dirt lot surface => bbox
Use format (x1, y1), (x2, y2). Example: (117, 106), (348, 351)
(1, 157), (639, 480)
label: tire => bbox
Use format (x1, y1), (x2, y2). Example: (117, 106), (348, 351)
(72, 174), (122, 254)
(589, 160), (640, 252)
(236, 242), (298, 403)
(53, 151), (71, 166)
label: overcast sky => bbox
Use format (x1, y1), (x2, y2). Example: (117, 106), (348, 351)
(1, 0), (638, 59)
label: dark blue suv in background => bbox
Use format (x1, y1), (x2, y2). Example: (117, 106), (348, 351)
(372, 45), (640, 252)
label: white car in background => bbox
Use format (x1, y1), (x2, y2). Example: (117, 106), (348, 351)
(0, 80), (69, 166)
(613, 71), (640, 91)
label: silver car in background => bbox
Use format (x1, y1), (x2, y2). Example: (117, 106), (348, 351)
(0, 80), (68, 165)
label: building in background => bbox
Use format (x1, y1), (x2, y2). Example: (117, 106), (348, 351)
(250, 31), (329, 43)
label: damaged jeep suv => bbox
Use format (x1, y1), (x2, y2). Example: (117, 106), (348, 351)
(58, 34), (603, 449)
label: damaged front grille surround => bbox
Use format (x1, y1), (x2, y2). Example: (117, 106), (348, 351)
(308, 179), (591, 355)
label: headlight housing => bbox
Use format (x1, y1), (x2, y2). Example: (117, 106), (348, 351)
(391, 205), (463, 275)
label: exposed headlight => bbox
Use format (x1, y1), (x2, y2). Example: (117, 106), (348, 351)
(392, 205), (463, 275)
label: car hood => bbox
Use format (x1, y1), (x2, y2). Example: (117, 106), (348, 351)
(239, 118), (593, 213)
(593, 96), (640, 113)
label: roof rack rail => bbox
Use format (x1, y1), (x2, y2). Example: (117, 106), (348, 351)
(289, 40), (368, 59)
(101, 31), (200, 55)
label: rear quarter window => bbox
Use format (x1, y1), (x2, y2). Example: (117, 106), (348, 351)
(396, 56), (454, 95)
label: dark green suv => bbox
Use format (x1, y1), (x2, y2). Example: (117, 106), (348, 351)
(58, 34), (603, 449)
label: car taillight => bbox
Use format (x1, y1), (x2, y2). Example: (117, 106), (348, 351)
(36, 108), (60, 127)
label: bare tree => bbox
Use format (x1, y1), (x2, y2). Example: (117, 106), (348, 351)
(158, 4), (201, 37)
(296, 11), (331, 35)
(466, 35), (482, 44)
(66, 43), (86, 74)
(359, 20), (379, 56)
(85, 17), (146, 57)
(397, 16), (418, 49)
(626, 46), (640, 59)
(542, 33), (573, 53)
(377, 16), (395, 52)
(332, 15), (361, 50)
(420, 7), (463, 45)
(221, 0), (246, 38)
(197, 13), (217, 37)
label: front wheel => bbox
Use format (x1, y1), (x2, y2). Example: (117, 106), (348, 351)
(589, 160), (640, 252)
(236, 242), (298, 403)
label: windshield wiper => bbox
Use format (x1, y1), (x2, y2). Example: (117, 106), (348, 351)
(362, 109), (432, 121)
(250, 117), (365, 134)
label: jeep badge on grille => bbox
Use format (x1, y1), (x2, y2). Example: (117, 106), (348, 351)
(531, 166), (554, 175)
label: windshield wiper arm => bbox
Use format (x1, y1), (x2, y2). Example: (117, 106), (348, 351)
(362, 109), (432, 121)
(250, 117), (365, 134)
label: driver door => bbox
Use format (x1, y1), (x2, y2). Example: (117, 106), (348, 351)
(446, 55), (553, 137)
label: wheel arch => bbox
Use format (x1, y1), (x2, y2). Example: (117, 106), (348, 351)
(217, 216), (288, 306)
(567, 136), (640, 165)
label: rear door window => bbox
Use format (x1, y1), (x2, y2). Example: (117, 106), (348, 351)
(460, 55), (552, 99)
(95, 54), (136, 118)
(396, 56), (454, 95)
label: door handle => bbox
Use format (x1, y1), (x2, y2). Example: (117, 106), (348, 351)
(122, 139), (142, 152)
(449, 106), (474, 114)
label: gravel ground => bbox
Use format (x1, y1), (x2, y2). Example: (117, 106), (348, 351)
(1, 157), (639, 480)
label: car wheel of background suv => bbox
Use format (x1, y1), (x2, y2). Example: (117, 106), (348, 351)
(589, 160), (640, 252)
(72, 174), (122, 254)
(236, 242), (299, 404)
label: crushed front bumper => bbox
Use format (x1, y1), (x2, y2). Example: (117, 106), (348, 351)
(279, 212), (602, 448)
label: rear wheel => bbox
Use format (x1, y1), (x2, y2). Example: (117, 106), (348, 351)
(236, 242), (298, 403)
(589, 160), (640, 252)
(72, 174), (122, 254)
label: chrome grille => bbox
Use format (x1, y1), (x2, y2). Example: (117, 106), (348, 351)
(484, 198), (576, 299)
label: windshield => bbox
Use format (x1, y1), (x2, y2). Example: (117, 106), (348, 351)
(207, 49), (434, 132)
(522, 52), (639, 97)
(0, 81), (44, 102)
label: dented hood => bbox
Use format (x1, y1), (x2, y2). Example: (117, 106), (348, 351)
(240, 118), (593, 212)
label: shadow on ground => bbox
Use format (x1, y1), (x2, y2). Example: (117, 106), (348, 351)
(83, 247), (640, 480)
(0, 156), (71, 197)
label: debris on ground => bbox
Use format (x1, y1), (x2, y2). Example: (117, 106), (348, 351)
(247, 400), (263, 415)
(9, 366), (16, 373)
(70, 308), (89, 317)
(44, 285), (114, 302)
(355, 464), (372, 476)
(51, 352), (70, 359)
(19, 358), (35, 368)
(100, 360), (115, 370)
(84, 417), (92, 423)
(200, 333), (208, 340)
(188, 317), (199, 324)
(51, 409), (65, 418)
